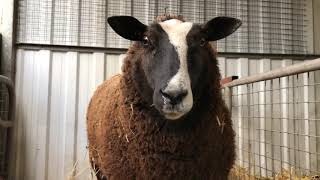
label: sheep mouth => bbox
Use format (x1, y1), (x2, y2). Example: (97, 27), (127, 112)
(163, 111), (185, 120)
(161, 104), (191, 120)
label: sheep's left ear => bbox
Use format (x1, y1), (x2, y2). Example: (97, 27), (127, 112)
(107, 16), (147, 41)
(203, 17), (242, 41)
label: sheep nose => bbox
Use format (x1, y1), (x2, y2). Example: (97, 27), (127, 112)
(160, 88), (188, 105)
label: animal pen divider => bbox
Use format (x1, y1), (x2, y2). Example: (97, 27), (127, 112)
(222, 58), (320, 179)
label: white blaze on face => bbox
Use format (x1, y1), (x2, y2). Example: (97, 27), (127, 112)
(159, 19), (194, 120)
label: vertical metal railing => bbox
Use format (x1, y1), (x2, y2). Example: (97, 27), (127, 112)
(223, 58), (320, 179)
(0, 75), (15, 179)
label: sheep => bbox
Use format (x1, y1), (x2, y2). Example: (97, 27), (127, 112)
(87, 14), (241, 180)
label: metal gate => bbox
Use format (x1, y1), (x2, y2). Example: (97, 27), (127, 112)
(223, 58), (320, 179)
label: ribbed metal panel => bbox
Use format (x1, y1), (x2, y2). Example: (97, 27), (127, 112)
(11, 48), (312, 179)
(12, 49), (123, 180)
(16, 0), (312, 54)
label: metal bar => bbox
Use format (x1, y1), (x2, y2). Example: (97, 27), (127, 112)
(279, 78), (284, 172)
(257, 80), (261, 176)
(303, 72), (311, 172)
(238, 85), (244, 167)
(254, 82), (258, 176)
(263, 80), (268, 177)
(247, 83), (251, 175)
(270, 80), (275, 178)
(296, 74), (302, 175)
(223, 58), (320, 88)
(15, 43), (320, 60)
(258, 79), (266, 177)
(16, 43), (128, 54)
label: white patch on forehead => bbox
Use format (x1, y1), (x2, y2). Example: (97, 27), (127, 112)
(159, 20), (192, 42)
(160, 19), (183, 26)
(159, 20), (194, 120)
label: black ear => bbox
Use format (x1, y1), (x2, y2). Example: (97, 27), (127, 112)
(204, 17), (242, 41)
(107, 16), (147, 41)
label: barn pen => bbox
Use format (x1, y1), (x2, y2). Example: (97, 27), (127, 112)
(0, 0), (320, 179)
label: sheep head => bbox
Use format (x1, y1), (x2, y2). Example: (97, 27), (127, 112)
(108, 15), (241, 120)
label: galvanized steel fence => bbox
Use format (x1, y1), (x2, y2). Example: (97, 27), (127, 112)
(223, 58), (320, 179)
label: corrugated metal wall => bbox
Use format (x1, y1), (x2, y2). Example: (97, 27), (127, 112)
(12, 49), (123, 180)
(10, 48), (311, 180)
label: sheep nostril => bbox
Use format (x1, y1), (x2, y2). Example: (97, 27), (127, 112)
(160, 89), (171, 99)
(176, 90), (188, 102)
(160, 89), (188, 105)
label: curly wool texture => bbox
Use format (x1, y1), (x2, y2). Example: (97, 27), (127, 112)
(87, 16), (235, 180)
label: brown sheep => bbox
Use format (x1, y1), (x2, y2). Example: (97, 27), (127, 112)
(87, 15), (241, 180)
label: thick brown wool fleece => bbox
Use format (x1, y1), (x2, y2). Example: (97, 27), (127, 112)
(87, 15), (235, 180)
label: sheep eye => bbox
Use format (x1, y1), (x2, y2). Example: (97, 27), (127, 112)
(143, 36), (149, 46)
(200, 38), (206, 47)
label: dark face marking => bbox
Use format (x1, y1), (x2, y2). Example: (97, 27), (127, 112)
(141, 24), (180, 91)
(140, 19), (195, 120)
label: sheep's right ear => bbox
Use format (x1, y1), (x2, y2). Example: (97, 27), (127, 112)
(107, 16), (147, 41)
